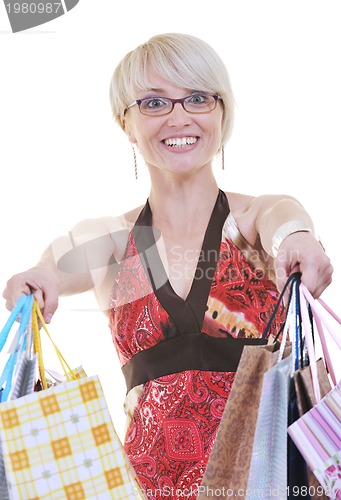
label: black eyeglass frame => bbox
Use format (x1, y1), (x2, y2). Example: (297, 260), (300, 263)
(124, 93), (222, 117)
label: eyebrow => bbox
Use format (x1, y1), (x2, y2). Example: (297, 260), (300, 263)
(141, 88), (201, 96)
(143, 88), (163, 93)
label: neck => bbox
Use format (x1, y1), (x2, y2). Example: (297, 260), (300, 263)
(148, 170), (220, 231)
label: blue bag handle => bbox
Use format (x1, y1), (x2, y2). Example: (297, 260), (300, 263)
(0, 295), (33, 351)
(0, 294), (34, 401)
(261, 272), (302, 341)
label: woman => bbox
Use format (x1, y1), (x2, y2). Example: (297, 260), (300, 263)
(3, 33), (332, 498)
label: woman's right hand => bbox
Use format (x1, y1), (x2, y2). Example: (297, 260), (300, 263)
(3, 267), (59, 323)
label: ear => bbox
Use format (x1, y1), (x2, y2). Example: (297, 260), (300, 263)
(122, 117), (137, 144)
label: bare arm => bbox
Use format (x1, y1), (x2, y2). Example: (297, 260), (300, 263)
(228, 193), (333, 297)
(3, 215), (130, 321)
(3, 242), (94, 322)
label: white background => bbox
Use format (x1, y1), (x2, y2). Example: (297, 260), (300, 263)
(0, 0), (340, 441)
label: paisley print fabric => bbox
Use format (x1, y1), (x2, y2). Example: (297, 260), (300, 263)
(109, 191), (284, 499)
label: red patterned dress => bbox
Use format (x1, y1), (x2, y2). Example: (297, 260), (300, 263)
(109, 190), (283, 499)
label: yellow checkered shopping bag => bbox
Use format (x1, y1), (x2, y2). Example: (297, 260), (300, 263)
(0, 376), (144, 499)
(0, 297), (145, 499)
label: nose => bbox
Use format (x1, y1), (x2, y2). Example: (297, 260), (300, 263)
(166, 102), (192, 127)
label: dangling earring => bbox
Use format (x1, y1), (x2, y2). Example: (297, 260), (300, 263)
(131, 144), (138, 179)
(221, 144), (225, 170)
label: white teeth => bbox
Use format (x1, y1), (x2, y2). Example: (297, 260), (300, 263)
(164, 137), (197, 147)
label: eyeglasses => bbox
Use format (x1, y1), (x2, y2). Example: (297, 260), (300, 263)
(124, 93), (221, 117)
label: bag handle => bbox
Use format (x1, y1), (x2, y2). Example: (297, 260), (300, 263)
(261, 271), (301, 341)
(278, 277), (305, 373)
(32, 299), (78, 390)
(0, 295), (34, 401)
(277, 279), (296, 363)
(299, 286), (322, 402)
(301, 285), (341, 350)
(293, 280), (303, 370)
(300, 284), (339, 386)
(0, 294), (33, 352)
(312, 315), (337, 386)
(299, 283), (340, 403)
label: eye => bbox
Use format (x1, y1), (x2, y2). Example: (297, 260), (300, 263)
(143, 97), (169, 109)
(187, 93), (209, 105)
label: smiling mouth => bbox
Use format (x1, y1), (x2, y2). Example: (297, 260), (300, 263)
(163, 137), (198, 148)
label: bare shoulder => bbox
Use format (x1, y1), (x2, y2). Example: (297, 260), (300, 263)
(225, 191), (256, 216)
(123, 205), (145, 225)
(225, 191), (297, 215)
(70, 206), (144, 239)
(224, 191), (298, 245)
(67, 205), (144, 262)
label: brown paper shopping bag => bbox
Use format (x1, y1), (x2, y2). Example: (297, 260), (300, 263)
(294, 358), (332, 417)
(197, 273), (301, 500)
(197, 341), (291, 499)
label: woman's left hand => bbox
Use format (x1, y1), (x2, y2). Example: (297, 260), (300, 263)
(274, 232), (333, 298)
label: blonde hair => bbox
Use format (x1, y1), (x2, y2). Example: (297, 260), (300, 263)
(109, 33), (235, 145)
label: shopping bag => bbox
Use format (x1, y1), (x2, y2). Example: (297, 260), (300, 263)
(292, 356), (332, 500)
(197, 274), (296, 499)
(0, 296), (145, 500)
(288, 283), (332, 500)
(0, 294), (35, 402)
(197, 341), (292, 498)
(0, 294), (36, 500)
(245, 277), (301, 499)
(247, 354), (293, 499)
(1, 375), (144, 499)
(294, 358), (332, 417)
(288, 380), (341, 500)
(232, 273), (327, 498)
(287, 284), (341, 500)
(247, 275), (334, 499)
(287, 376), (311, 500)
(291, 359), (332, 500)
